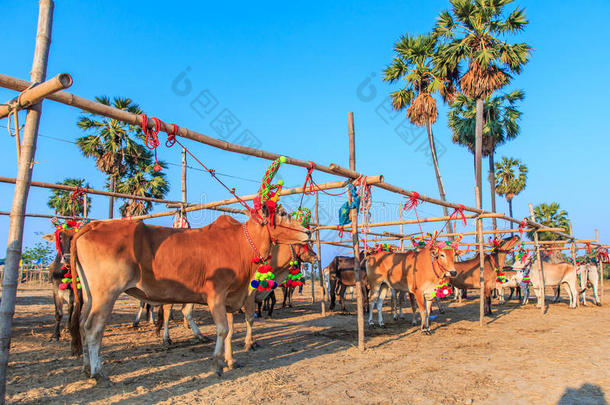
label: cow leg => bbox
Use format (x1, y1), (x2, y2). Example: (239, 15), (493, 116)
(83, 290), (120, 384)
(256, 300), (263, 318)
(484, 289), (493, 316)
(224, 312), (239, 370)
(338, 285), (347, 312)
(553, 286), (561, 303)
(66, 291), (74, 334)
(161, 304), (173, 345)
(408, 293), (419, 326)
(243, 292), (258, 351)
(391, 289), (399, 320)
(497, 287), (505, 305)
(591, 270), (601, 306)
(268, 291), (276, 318)
(368, 285), (377, 326)
(435, 297), (445, 314)
(208, 297), (229, 376)
(282, 286), (288, 308)
(132, 301), (146, 327)
(288, 287), (294, 307)
(328, 278), (337, 311)
(507, 287), (514, 301)
(375, 284), (388, 328)
(413, 293), (430, 334)
(51, 289), (63, 340)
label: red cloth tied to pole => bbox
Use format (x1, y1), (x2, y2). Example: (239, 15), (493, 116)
(337, 225), (344, 239)
(518, 221), (526, 238)
(450, 204), (467, 226)
(585, 242), (592, 254)
(403, 191), (422, 211)
(302, 161), (316, 196)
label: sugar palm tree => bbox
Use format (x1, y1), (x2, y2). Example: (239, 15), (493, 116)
(434, 0), (531, 209)
(383, 33), (458, 229)
(527, 203), (569, 241)
(47, 178), (92, 217)
(116, 145), (169, 217)
(449, 90), (523, 226)
(494, 157), (526, 226)
(76, 96), (145, 218)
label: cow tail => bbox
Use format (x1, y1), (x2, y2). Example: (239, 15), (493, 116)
(155, 306), (164, 336)
(69, 237), (83, 356)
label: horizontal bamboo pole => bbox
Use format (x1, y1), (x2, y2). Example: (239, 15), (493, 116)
(166, 202), (245, 215)
(0, 211), (90, 221)
(0, 176), (186, 206)
(0, 74), (363, 179)
(521, 239), (597, 245)
(315, 212), (504, 231)
(434, 227), (564, 239)
(129, 175), (384, 221)
(319, 241), (354, 248)
(0, 73), (72, 118)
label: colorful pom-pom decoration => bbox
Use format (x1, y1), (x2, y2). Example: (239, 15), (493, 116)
(434, 281), (452, 298)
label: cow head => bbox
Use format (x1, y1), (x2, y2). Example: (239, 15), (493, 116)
(430, 242), (458, 277)
(296, 243), (318, 264)
(494, 235), (521, 252)
(42, 228), (77, 266)
(250, 203), (311, 245)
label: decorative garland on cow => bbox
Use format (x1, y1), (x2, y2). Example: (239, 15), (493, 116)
(283, 259), (305, 288)
(248, 157), (287, 291)
(495, 267), (508, 284)
(51, 217), (89, 253)
(290, 207), (311, 229)
(59, 266), (81, 291)
(522, 274), (531, 284)
(372, 243), (394, 254)
(434, 281), (452, 298)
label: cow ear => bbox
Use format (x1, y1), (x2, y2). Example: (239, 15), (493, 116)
(42, 233), (55, 242)
(430, 244), (439, 258)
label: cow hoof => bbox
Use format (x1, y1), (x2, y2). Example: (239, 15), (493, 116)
(196, 334), (213, 343)
(596, 303), (602, 307)
(49, 335), (59, 341)
(163, 338), (173, 346)
(368, 322), (375, 329)
(379, 323), (386, 329)
(421, 329), (431, 336)
(93, 373), (112, 387)
(245, 342), (259, 351)
(228, 361), (243, 370)
(131, 322), (139, 329)
(82, 365), (91, 377)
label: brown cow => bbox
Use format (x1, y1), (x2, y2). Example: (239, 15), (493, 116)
(69, 204), (309, 382)
(450, 235), (520, 315)
(326, 255), (369, 313)
(365, 244), (457, 334)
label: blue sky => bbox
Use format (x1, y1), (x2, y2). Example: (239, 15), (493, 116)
(1, 1), (608, 267)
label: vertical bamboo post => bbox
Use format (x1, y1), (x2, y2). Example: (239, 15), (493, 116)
(475, 187), (485, 326)
(310, 262), (315, 303)
(0, 1), (54, 401)
(596, 229), (603, 304)
(348, 112), (365, 351)
(399, 205), (404, 252)
(181, 147), (187, 203)
(108, 177), (115, 219)
(83, 193), (88, 218)
(529, 203), (546, 314)
(569, 222), (578, 305)
(315, 192), (325, 316)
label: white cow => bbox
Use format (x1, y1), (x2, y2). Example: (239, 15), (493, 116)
(513, 256), (579, 308)
(576, 264), (601, 306)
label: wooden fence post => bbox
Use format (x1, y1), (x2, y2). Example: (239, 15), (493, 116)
(475, 187), (485, 326)
(596, 229), (603, 304)
(529, 203), (546, 314)
(399, 205), (404, 252)
(0, 1), (54, 401)
(315, 192), (325, 316)
(348, 112), (365, 351)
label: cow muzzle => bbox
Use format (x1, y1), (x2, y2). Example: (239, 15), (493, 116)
(447, 269), (457, 277)
(61, 253), (71, 266)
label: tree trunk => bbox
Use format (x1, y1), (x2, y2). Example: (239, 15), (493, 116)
(475, 98), (484, 210)
(426, 121), (453, 234)
(0, 1), (54, 401)
(108, 176), (115, 219)
(489, 152), (497, 230)
(508, 197), (514, 229)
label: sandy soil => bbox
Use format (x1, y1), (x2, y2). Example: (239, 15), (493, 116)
(5, 282), (609, 404)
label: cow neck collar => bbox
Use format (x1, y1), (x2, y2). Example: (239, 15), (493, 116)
(243, 221), (273, 262)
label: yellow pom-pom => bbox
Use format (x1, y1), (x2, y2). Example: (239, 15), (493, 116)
(279, 156), (287, 163)
(278, 179), (284, 186)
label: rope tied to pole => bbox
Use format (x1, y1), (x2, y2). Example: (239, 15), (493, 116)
(70, 186), (85, 218)
(518, 220), (526, 238)
(450, 204), (467, 227)
(403, 191), (424, 237)
(140, 114), (162, 172)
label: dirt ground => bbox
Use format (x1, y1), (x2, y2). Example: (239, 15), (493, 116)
(5, 282), (609, 404)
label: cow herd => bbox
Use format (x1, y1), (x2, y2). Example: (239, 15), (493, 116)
(42, 221), (601, 385)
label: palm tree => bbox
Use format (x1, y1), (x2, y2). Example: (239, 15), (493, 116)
(494, 157), (527, 225)
(76, 96), (145, 218)
(383, 33), (458, 229)
(115, 145), (169, 217)
(47, 178), (91, 217)
(434, 0), (531, 209)
(449, 90), (524, 226)
(527, 203), (569, 241)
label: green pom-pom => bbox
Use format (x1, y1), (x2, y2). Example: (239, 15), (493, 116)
(62, 278), (70, 283)
(279, 156), (287, 163)
(270, 273), (275, 279)
(77, 283), (81, 289)
(278, 179), (284, 186)
(62, 224), (67, 229)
